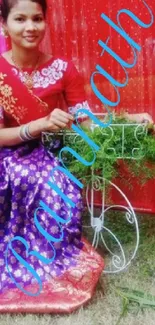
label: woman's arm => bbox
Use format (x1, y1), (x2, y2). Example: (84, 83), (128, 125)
(122, 112), (154, 124)
(0, 109), (74, 147)
(76, 111), (154, 130)
(0, 118), (45, 147)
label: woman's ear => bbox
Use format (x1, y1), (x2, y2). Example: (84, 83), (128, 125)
(1, 24), (8, 38)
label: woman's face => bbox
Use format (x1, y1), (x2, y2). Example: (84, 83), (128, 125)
(4, 0), (46, 50)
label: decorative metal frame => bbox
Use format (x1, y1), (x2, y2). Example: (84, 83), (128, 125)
(42, 116), (147, 274)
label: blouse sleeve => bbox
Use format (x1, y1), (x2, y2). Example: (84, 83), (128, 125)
(0, 106), (4, 124)
(63, 60), (91, 121)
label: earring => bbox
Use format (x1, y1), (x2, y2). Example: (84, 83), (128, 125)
(0, 26), (8, 38)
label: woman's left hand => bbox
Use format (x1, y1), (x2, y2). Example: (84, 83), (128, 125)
(125, 112), (154, 124)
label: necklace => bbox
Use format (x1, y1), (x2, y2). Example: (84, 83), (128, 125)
(11, 52), (40, 90)
(11, 51), (49, 112)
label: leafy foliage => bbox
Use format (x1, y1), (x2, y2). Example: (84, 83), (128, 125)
(44, 115), (155, 187)
(115, 287), (155, 325)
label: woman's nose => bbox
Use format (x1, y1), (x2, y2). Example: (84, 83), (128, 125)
(25, 20), (36, 31)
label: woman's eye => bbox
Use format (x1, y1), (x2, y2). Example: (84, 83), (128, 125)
(14, 16), (43, 22)
(34, 17), (43, 22)
(15, 17), (24, 22)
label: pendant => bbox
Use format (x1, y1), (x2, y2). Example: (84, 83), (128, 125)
(25, 77), (33, 89)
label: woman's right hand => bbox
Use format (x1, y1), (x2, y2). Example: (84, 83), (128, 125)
(42, 108), (74, 132)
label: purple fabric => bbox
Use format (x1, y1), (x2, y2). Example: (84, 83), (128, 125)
(0, 140), (83, 293)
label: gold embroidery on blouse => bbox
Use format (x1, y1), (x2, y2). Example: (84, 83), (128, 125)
(0, 73), (24, 124)
(0, 73), (50, 125)
(28, 88), (49, 113)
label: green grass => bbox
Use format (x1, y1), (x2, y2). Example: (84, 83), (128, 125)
(83, 210), (155, 278)
(82, 210), (155, 324)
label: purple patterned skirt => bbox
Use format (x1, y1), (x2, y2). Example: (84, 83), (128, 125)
(0, 140), (84, 293)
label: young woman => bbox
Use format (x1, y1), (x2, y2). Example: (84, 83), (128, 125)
(0, 0), (104, 313)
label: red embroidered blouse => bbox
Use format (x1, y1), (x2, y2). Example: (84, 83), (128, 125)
(0, 56), (91, 126)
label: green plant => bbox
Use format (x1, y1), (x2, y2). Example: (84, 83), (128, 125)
(115, 287), (155, 325)
(45, 114), (155, 188)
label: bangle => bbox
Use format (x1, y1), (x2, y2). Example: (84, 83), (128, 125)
(25, 123), (36, 139)
(19, 125), (26, 142)
(19, 123), (37, 141)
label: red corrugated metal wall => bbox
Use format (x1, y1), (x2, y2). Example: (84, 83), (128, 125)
(46, 0), (155, 117)
(46, 0), (155, 213)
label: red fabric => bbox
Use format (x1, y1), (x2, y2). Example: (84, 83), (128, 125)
(0, 56), (51, 125)
(0, 239), (104, 314)
(0, 55), (89, 127)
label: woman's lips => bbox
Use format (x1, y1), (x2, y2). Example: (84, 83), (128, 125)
(24, 36), (37, 42)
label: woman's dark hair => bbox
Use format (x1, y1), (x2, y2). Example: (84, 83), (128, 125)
(0, 0), (47, 21)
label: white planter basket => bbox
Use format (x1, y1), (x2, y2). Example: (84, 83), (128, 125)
(42, 115), (148, 274)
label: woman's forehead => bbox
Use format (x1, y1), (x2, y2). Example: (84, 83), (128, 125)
(8, 0), (43, 15)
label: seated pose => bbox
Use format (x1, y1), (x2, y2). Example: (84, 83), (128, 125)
(0, 0), (104, 313)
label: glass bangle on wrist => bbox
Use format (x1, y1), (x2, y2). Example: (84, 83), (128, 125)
(19, 123), (37, 141)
